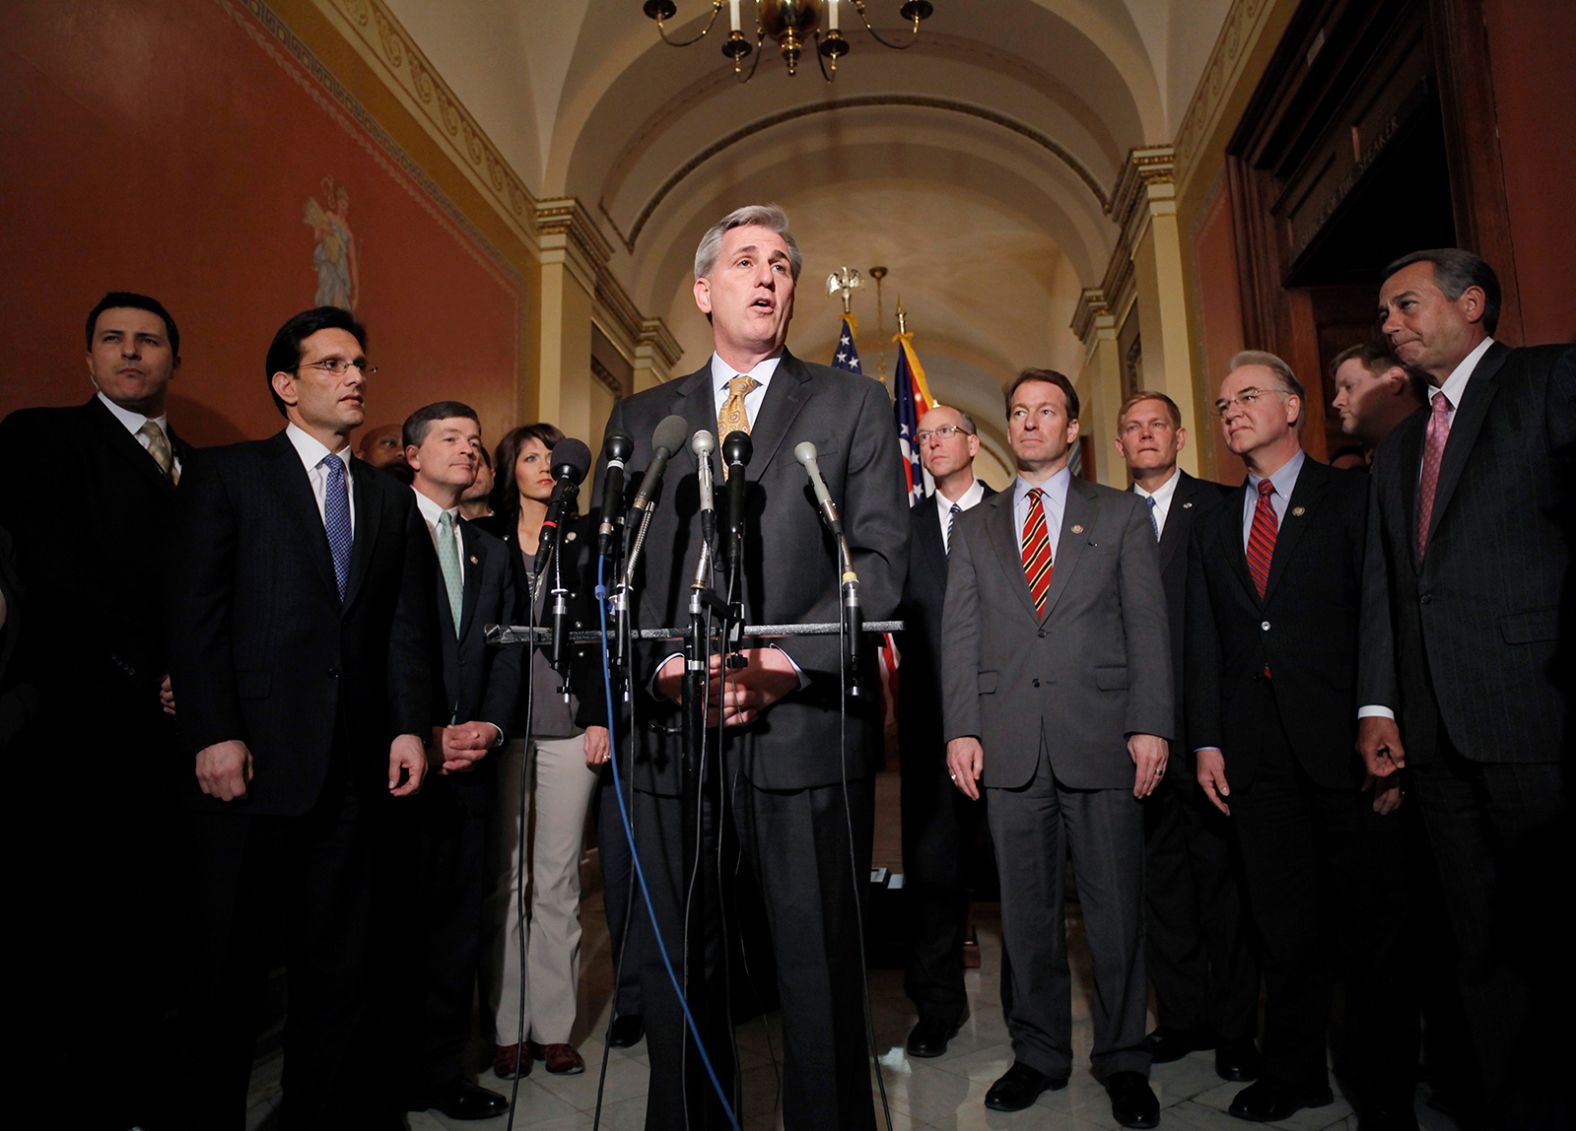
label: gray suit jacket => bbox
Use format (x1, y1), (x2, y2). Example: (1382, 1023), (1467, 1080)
(942, 475), (1173, 790)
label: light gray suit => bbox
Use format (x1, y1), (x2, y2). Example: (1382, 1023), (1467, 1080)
(943, 474), (1171, 1080)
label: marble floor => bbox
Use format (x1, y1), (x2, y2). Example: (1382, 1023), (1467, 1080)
(243, 772), (1462, 1131)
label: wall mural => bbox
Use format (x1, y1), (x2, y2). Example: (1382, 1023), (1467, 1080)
(304, 175), (359, 311)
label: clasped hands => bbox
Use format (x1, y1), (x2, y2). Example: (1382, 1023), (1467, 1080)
(654, 647), (799, 728)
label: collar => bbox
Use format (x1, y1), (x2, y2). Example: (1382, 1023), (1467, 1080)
(96, 390), (167, 437)
(1014, 466), (1072, 511)
(1133, 466), (1180, 508)
(411, 486), (460, 529)
(285, 421), (350, 473)
(1432, 335), (1495, 410)
(709, 351), (783, 394)
(1247, 447), (1305, 499)
(937, 477), (986, 511)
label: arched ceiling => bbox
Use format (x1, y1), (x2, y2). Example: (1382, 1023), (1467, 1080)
(383, 0), (1231, 441)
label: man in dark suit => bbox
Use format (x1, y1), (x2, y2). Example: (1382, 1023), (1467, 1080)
(1329, 340), (1426, 458)
(944, 369), (1170, 1128)
(1359, 249), (1574, 1124)
(899, 402), (995, 1058)
(397, 401), (520, 1121)
(1187, 352), (1415, 1127)
(0, 291), (192, 1129)
(1112, 390), (1260, 1082)
(595, 204), (907, 1131)
(165, 306), (434, 1130)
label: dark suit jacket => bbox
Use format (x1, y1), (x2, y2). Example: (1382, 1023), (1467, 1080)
(0, 398), (191, 736)
(166, 431), (437, 816)
(1186, 457), (1368, 791)
(0, 525), (41, 751)
(1359, 342), (1575, 764)
(897, 484), (996, 749)
(598, 348), (908, 794)
(1150, 471), (1233, 752)
(421, 514), (522, 806)
(942, 476), (1173, 790)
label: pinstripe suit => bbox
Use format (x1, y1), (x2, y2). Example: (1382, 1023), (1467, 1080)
(1359, 341), (1576, 1113)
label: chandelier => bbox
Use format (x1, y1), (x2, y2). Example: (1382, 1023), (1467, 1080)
(642, 1), (934, 81)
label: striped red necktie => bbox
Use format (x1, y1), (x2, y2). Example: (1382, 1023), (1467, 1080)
(1246, 478), (1277, 600)
(1021, 488), (1054, 615)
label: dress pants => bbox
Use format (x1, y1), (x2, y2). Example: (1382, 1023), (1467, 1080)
(485, 732), (598, 1046)
(988, 739), (1150, 1081)
(635, 770), (877, 1131)
(1142, 767), (1258, 1042)
(1407, 728), (1566, 1125)
(1228, 681), (1415, 1108)
(169, 773), (383, 1131)
(901, 736), (990, 1026)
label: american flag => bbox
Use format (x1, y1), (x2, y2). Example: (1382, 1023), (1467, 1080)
(830, 315), (862, 374)
(892, 339), (927, 506)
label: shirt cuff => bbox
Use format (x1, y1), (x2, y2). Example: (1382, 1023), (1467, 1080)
(1357, 705), (1396, 720)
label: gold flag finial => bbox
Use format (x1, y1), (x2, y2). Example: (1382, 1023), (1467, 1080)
(825, 266), (862, 315)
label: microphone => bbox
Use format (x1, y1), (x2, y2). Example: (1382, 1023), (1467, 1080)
(621, 414), (690, 588)
(794, 441), (863, 694)
(691, 429), (717, 550)
(596, 430), (634, 558)
(722, 430), (752, 543)
(531, 438), (592, 581)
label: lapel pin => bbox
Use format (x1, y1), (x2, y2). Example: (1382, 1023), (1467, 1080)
(469, 554), (479, 565)
(1071, 524), (1085, 535)
(565, 530), (577, 542)
(1182, 501), (1194, 509)
(1292, 506), (1306, 517)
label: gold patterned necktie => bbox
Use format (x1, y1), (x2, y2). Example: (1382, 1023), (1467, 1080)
(139, 421), (178, 484)
(717, 375), (759, 480)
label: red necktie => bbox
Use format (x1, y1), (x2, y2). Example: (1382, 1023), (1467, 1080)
(1416, 392), (1452, 560)
(1246, 478), (1277, 600)
(1021, 488), (1053, 615)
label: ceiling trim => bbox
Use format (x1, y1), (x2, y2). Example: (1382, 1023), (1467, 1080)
(598, 95), (1113, 254)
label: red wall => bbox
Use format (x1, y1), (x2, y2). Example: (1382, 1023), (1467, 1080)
(0, 0), (522, 449)
(1484, 0), (1576, 344)
(1191, 180), (1247, 484)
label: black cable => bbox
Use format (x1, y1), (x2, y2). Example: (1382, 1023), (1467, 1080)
(503, 558), (540, 1131)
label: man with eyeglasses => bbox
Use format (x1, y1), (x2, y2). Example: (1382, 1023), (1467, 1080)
(165, 306), (435, 1129)
(898, 403), (996, 1059)
(1184, 352), (1416, 1127)
(1111, 392), (1261, 1084)
(943, 369), (1170, 1127)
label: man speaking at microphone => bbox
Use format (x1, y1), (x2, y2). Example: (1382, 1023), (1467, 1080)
(594, 204), (907, 1130)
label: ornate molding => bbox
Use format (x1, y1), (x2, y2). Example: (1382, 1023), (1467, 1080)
(536, 197), (614, 266)
(1071, 288), (1112, 343)
(317, 0), (538, 250)
(589, 355), (625, 399)
(1172, 0), (1280, 198)
(636, 318), (685, 382)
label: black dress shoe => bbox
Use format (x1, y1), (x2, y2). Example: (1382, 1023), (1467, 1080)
(1214, 1037), (1262, 1082)
(410, 1079), (509, 1121)
(1228, 1079), (1334, 1123)
(1105, 1071), (1161, 1129)
(906, 1014), (963, 1058)
(1144, 1026), (1212, 1064)
(607, 1013), (645, 1048)
(984, 1062), (1068, 1112)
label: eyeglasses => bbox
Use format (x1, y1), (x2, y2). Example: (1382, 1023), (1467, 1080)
(298, 357), (378, 377)
(1212, 387), (1286, 418)
(915, 424), (973, 443)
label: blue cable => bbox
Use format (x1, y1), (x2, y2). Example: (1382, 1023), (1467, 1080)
(595, 554), (742, 1131)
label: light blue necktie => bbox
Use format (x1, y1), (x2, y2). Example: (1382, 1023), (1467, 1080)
(437, 511), (464, 635)
(320, 454), (352, 602)
(1145, 494), (1161, 542)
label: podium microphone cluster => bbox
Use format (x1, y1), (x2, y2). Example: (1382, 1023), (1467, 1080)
(793, 441), (862, 695)
(596, 430), (634, 558)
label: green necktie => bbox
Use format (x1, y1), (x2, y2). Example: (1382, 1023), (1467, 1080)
(437, 511), (463, 636)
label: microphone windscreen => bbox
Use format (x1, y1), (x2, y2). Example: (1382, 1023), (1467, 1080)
(722, 430), (753, 466)
(792, 440), (819, 467)
(690, 429), (717, 457)
(603, 429), (634, 464)
(549, 438), (593, 483)
(652, 414), (689, 455)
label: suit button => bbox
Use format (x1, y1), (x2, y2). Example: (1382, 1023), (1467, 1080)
(1032, 678), (1041, 688)
(1260, 620), (1271, 631)
(1420, 594), (1433, 605)
(327, 666), (340, 677)
(1037, 630), (1046, 639)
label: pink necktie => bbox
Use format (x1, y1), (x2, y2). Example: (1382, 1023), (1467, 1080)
(1416, 393), (1452, 560)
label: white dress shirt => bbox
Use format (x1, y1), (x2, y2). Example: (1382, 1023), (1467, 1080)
(1132, 467), (1182, 539)
(709, 352), (782, 425)
(412, 488), (465, 584)
(284, 422), (355, 533)
(935, 479), (986, 554)
(96, 391), (182, 478)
